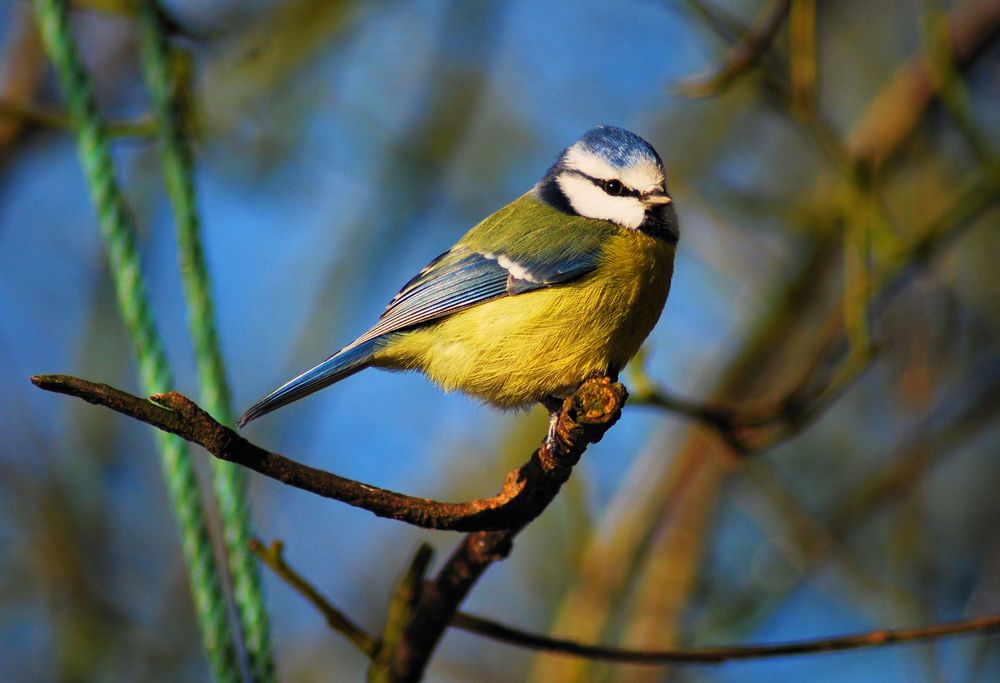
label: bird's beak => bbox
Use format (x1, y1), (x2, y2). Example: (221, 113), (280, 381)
(642, 189), (673, 206)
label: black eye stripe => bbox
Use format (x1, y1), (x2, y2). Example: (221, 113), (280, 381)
(600, 179), (640, 198)
(565, 169), (641, 198)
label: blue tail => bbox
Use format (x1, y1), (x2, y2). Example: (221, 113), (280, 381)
(237, 339), (380, 427)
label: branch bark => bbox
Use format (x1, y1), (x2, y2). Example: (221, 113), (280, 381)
(370, 379), (627, 682)
(30, 374), (624, 534)
(31, 372), (627, 681)
(252, 531), (1000, 667)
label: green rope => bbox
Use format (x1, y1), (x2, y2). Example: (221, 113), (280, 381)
(31, 2), (240, 680)
(136, 3), (276, 680)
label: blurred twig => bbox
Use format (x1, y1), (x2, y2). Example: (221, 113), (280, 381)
(0, 459), (127, 680)
(70, 0), (137, 17)
(612, 445), (722, 683)
(633, 157), (999, 454)
(679, 0), (1000, 171)
(0, 5), (45, 156)
(0, 100), (157, 137)
(250, 538), (377, 657)
(736, 461), (924, 612)
(675, 0), (791, 97)
(674, 0), (889, 394)
(920, 0), (998, 166)
(641, 324), (914, 460)
(788, 0), (817, 116)
(691, 359), (1000, 641)
(631, 339), (877, 455)
(832, 360), (1000, 531)
(848, 0), (1000, 169)
(372, 545), (437, 681)
(538, 3), (999, 676)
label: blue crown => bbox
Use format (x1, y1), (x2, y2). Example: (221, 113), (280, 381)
(576, 125), (662, 169)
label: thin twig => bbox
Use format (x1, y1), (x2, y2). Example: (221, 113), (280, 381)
(451, 611), (1000, 664)
(920, 0), (998, 166)
(0, 5), (45, 155)
(631, 342), (875, 455)
(831, 363), (1000, 531)
(675, 0), (791, 97)
(253, 534), (1000, 666)
(250, 538), (377, 657)
(29, 374), (624, 533)
(0, 99), (157, 137)
(788, 0), (817, 116)
(847, 0), (1000, 169)
(632, 157), (1000, 454)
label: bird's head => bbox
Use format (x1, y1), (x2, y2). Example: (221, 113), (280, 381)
(535, 125), (678, 242)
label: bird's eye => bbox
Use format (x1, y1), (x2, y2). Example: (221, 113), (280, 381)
(602, 179), (623, 196)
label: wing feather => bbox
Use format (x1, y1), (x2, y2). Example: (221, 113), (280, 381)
(347, 246), (598, 348)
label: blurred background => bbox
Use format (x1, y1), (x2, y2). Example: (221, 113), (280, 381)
(2, 0), (999, 681)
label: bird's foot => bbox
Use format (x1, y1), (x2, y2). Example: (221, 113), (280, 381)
(542, 395), (562, 451)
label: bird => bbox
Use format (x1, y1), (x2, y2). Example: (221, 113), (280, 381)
(238, 125), (679, 443)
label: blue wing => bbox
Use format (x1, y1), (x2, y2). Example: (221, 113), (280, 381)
(347, 244), (598, 348)
(238, 246), (596, 426)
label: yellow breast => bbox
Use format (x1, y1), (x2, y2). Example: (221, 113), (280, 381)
(373, 231), (675, 407)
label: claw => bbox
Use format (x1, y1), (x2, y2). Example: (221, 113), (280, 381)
(545, 406), (560, 451)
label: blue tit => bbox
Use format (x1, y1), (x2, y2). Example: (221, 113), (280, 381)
(239, 125), (678, 440)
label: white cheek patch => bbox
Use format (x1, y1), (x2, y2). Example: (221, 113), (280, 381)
(557, 173), (645, 229)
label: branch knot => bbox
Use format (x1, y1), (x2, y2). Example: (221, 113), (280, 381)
(544, 378), (628, 468)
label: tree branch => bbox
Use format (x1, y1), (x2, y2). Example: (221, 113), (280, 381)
(847, 0), (1000, 169)
(253, 532), (1000, 667)
(35, 373), (627, 681)
(249, 538), (377, 657)
(0, 99), (157, 137)
(675, 0), (791, 98)
(30, 374), (624, 533)
(630, 339), (875, 455)
(631, 153), (999, 456)
(372, 378), (627, 682)
(451, 611), (1000, 664)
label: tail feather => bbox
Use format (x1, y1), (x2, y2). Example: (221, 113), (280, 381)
(237, 339), (379, 428)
